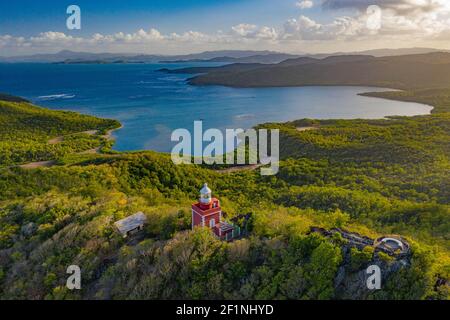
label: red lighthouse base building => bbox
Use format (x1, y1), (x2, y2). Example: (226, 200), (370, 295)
(192, 183), (240, 241)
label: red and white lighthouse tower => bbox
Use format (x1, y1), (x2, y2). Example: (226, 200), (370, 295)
(192, 183), (221, 230)
(192, 183), (239, 240)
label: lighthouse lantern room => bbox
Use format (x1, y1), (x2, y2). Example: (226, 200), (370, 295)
(192, 183), (240, 241)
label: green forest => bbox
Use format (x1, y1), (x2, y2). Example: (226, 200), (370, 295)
(0, 89), (448, 300)
(0, 100), (120, 166)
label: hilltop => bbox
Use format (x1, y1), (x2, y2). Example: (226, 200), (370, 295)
(0, 97), (120, 166)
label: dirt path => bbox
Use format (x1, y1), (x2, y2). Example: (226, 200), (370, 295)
(47, 130), (99, 145)
(79, 147), (102, 155)
(296, 126), (319, 132)
(18, 127), (121, 169)
(216, 163), (263, 174)
(47, 136), (64, 144)
(19, 160), (57, 169)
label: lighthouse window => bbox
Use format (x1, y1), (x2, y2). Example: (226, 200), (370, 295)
(209, 219), (215, 228)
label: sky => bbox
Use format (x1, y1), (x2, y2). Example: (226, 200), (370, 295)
(1, 0), (450, 56)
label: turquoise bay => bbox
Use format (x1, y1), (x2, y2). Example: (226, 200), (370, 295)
(0, 63), (432, 152)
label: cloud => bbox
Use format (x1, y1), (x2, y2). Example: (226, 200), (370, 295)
(311, 0), (450, 40)
(282, 14), (365, 40)
(322, 0), (444, 15)
(0, 35), (22, 47)
(231, 23), (278, 40)
(296, 1), (314, 9)
(168, 31), (211, 42)
(90, 28), (165, 43)
(231, 24), (258, 36)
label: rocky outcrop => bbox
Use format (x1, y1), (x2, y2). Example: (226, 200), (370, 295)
(334, 245), (410, 299)
(309, 226), (412, 299)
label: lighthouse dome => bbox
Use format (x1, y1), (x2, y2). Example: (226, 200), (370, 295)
(199, 183), (212, 204)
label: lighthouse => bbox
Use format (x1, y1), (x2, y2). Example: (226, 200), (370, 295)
(191, 183), (222, 229)
(191, 183), (240, 240)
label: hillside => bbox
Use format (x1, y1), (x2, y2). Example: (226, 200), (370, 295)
(175, 52), (450, 90)
(0, 99), (120, 166)
(0, 93), (448, 299)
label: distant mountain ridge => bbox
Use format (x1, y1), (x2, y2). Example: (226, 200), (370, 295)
(0, 47), (446, 64)
(0, 50), (136, 63)
(302, 47), (448, 59)
(160, 53), (302, 64)
(161, 48), (447, 64)
(0, 49), (294, 64)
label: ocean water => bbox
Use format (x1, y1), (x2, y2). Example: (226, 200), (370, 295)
(0, 63), (432, 152)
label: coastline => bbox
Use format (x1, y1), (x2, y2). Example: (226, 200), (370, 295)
(1, 81), (439, 161)
(103, 124), (123, 141)
(358, 90), (441, 114)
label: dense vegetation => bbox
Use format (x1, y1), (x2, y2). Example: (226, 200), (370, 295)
(0, 100), (120, 166)
(0, 82), (448, 300)
(362, 88), (450, 114)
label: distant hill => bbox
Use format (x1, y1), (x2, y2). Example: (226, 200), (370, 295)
(300, 47), (449, 59)
(347, 47), (448, 57)
(0, 49), (294, 64)
(163, 48), (446, 64)
(182, 52), (450, 90)
(1, 47), (446, 64)
(165, 50), (286, 60)
(278, 55), (376, 66)
(0, 50), (136, 63)
(161, 53), (302, 64)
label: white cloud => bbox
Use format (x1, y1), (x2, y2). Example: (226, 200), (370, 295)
(322, 0), (444, 14)
(231, 24), (258, 37)
(296, 1), (314, 10)
(254, 26), (278, 40)
(282, 15), (364, 40)
(30, 32), (78, 43)
(168, 31), (211, 42)
(283, 0), (450, 41)
(231, 24), (278, 40)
